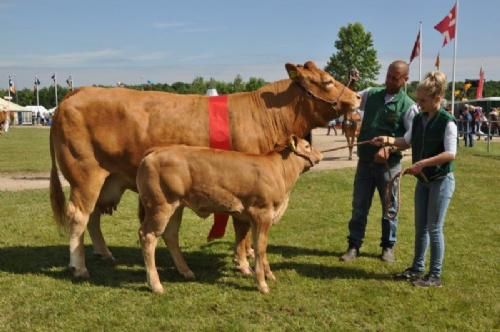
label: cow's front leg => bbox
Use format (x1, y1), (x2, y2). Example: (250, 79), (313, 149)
(162, 206), (195, 280)
(233, 218), (252, 275)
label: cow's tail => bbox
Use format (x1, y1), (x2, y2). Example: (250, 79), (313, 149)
(49, 128), (67, 232)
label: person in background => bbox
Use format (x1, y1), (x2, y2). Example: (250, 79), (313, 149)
(339, 60), (419, 263)
(373, 71), (457, 287)
(462, 105), (474, 147)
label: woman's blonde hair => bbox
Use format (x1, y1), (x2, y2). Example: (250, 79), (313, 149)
(417, 71), (447, 98)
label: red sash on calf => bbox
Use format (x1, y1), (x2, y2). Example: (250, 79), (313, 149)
(207, 95), (231, 241)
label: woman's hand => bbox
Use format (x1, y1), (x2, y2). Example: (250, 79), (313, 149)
(406, 161), (425, 175)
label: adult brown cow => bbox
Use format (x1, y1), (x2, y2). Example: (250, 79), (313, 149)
(0, 110), (13, 134)
(50, 60), (360, 279)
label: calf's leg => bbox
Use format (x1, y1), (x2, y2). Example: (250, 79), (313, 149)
(139, 203), (174, 294)
(251, 216), (272, 294)
(162, 206), (195, 279)
(233, 218), (253, 275)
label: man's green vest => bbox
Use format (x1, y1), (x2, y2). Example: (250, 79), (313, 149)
(358, 87), (414, 166)
(411, 108), (456, 182)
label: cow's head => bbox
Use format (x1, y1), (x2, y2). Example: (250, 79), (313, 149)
(287, 135), (323, 172)
(285, 61), (360, 118)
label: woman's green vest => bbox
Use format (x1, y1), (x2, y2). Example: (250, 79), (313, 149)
(358, 87), (414, 166)
(411, 108), (456, 182)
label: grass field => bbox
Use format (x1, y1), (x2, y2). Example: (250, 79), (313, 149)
(0, 128), (499, 331)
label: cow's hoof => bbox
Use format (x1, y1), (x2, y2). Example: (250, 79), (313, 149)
(181, 270), (196, 280)
(150, 283), (165, 294)
(69, 266), (90, 279)
(238, 265), (253, 276)
(258, 284), (270, 294)
(94, 253), (117, 264)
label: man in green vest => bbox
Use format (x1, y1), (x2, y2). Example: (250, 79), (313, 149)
(340, 60), (418, 263)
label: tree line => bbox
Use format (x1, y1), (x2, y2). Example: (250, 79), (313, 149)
(0, 75), (268, 109)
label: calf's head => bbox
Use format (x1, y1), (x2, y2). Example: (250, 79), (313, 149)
(286, 135), (323, 172)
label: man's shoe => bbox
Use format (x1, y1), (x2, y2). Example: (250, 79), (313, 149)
(340, 247), (359, 262)
(380, 247), (395, 263)
(412, 274), (442, 288)
(394, 267), (423, 280)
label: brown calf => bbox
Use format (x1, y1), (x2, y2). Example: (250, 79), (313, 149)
(136, 136), (323, 294)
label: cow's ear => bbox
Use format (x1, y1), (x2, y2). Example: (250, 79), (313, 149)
(285, 63), (299, 81)
(289, 135), (297, 151)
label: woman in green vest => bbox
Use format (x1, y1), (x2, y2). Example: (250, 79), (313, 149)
(373, 71), (457, 287)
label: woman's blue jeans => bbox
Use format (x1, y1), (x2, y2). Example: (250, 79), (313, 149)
(411, 173), (455, 277)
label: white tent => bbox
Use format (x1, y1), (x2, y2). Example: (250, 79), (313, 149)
(0, 97), (27, 112)
(1, 97), (31, 125)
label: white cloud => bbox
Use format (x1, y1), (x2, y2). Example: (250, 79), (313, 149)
(153, 22), (188, 29)
(0, 49), (170, 68)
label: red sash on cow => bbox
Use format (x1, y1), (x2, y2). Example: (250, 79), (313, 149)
(207, 95), (232, 241)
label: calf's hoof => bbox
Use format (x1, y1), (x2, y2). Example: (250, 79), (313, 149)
(266, 271), (276, 281)
(69, 266), (90, 279)
(258, 283), (270, 294)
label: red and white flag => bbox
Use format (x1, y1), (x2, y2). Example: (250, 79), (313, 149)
(476, 67), (485, 99)
(409, 31), (420, 63)
(434, 3), (457, 47)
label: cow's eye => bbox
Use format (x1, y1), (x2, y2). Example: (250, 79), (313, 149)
(323, 80), (334, 88)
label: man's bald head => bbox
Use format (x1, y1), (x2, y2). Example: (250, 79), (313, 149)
(389, 60), (409, 75)
(385, 60), (410, 94)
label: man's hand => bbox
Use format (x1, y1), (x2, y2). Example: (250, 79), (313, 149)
(370, 136), (395, 147)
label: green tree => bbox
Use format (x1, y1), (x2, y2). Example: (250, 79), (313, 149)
(325, 22), (381, 90)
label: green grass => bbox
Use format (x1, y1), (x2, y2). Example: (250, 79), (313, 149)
(0, 127), (51, 172)
(0, 128), (499, 331)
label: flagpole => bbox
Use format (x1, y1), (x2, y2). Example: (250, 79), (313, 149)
(419, 21), (423, 81)
(451, 1), (459, 116)
(35, 76), (40, 110)
(53, 73), (59, 107)
(7, 75), (11, 100)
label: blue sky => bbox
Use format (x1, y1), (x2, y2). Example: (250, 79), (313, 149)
(1, 0), (499, 89)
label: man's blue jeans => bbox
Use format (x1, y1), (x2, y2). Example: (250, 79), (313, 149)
(347, 160), (401, 249)
(411, 173), (455, 277)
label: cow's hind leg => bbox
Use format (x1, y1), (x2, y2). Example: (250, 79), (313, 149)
(161, 206), (195, 280)
(88, 175), (128, 262)
(139, 203), (174, 294)
(67, 172), (108, 278)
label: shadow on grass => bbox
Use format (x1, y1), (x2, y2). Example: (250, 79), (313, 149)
(0, 245), (229, 290)
(0, 242), (392, 291)
(471, 152), (500, 160)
